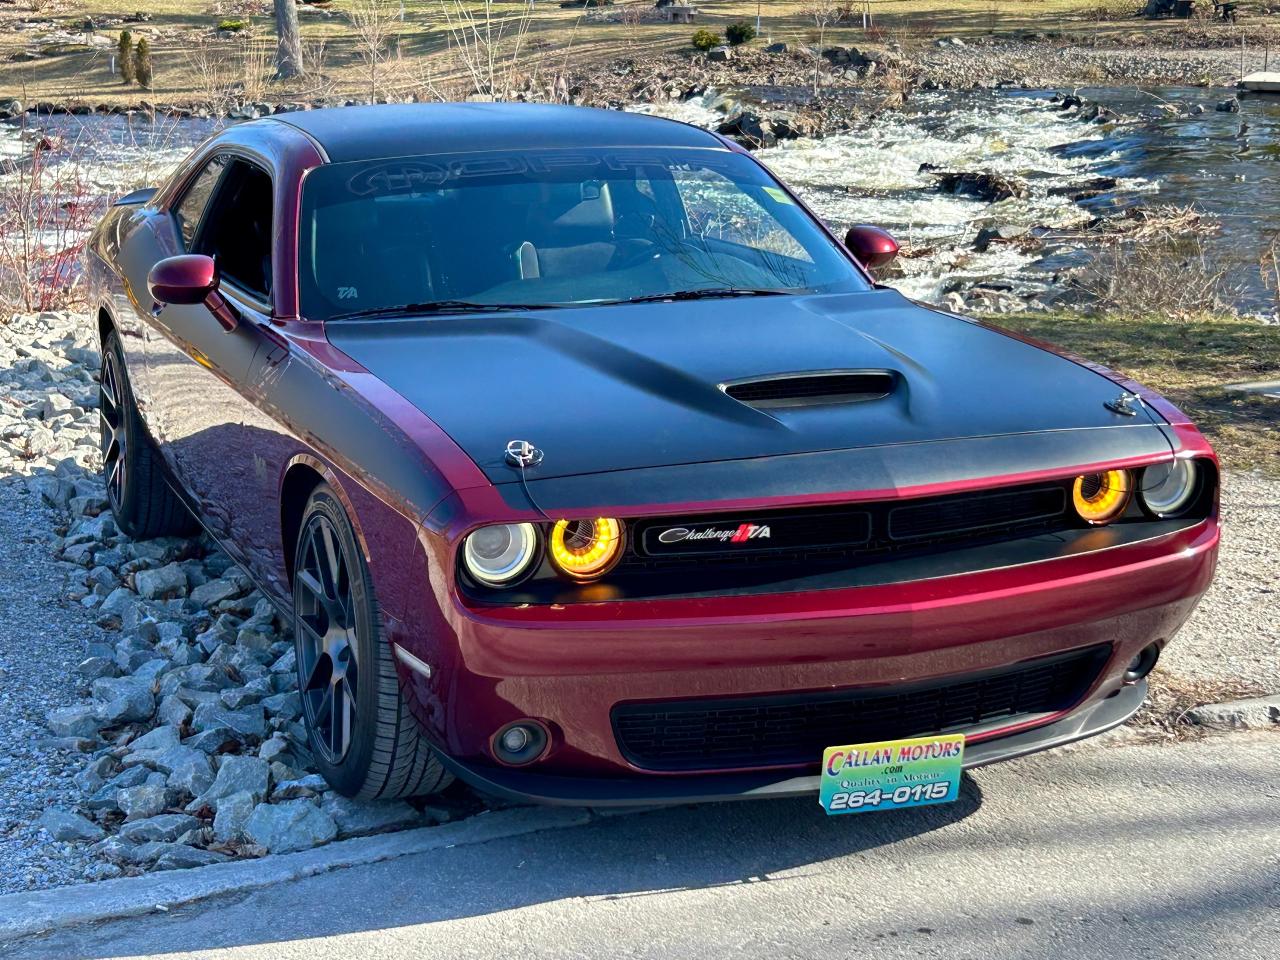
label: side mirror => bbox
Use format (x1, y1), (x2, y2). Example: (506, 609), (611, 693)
(147, 254), (238, 332)
(844, 225), (899, 271)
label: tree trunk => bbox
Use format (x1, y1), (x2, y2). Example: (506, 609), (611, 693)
(274, 0), (304, 80)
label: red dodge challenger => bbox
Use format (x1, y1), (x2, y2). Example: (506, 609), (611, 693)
(87, 104), (1218, 808)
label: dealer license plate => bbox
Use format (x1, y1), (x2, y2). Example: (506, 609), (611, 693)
(819, 733), (965, 815)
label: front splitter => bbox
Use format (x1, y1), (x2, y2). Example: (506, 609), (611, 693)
(436, 680), (1147, 807)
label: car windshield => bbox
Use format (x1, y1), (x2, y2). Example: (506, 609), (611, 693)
(298, 146), (869, 321)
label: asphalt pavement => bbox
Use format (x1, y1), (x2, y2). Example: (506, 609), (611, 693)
(11, 729), (1278, 960)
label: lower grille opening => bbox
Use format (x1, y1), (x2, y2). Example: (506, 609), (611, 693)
(612, 644), (1111, 771)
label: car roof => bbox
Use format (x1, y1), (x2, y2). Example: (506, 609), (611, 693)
(266, 102), (725, 163)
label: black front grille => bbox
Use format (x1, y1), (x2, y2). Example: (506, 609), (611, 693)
(889, 486), (1067, 542)
(621, 481), (1074, 574)
(723, 371), (896, 408)
(612, 644), (1111, 771)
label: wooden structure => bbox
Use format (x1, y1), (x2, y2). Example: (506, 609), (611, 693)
(1240, 72), (1280, 92)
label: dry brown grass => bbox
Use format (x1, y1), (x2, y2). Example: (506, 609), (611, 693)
(0, 0), (1248, 104)
(1076, 207), (1245, 321)
(1128, 668), (1269, 741)
(994, 312), (1280, 476)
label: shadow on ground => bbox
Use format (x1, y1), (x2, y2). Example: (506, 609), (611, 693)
(22, 777), (987, 958)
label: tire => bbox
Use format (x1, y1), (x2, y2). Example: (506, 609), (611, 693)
(292, 484), (452, 800)
(100, 330), (200, 539)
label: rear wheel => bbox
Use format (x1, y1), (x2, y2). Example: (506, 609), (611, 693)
(99, 330), (200, 539)
(293, 484), (451, 799)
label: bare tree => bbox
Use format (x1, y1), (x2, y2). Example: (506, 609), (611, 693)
(274, 0), (304, 80)
(804, 2), (839, 95)
(349, 0), (401, 99)
(439, 0), (537, 101)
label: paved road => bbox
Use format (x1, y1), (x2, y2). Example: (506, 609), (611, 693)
(13, 730), (1278, 960)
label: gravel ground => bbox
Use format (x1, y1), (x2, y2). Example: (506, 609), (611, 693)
(1161, 469), (1280, 692)
(0, 310), (1274, 896)
(0, 479), (120, 891)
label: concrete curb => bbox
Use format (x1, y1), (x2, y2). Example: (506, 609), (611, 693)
(1186, 693), (1280, 729)
(0, 806), (592, 945)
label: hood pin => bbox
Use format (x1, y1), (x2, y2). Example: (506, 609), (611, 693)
(505, 440), (544, 468)
(1104, 392), (1142, 417)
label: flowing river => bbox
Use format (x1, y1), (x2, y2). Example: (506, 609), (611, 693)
(3, 85), (1277, 319)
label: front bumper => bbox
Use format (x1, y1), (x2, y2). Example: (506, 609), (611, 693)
(393, 513), (1215, 800)
(437, 679), (1147, 806)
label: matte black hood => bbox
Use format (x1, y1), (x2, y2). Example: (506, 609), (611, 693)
(326, 289), (1162, 483)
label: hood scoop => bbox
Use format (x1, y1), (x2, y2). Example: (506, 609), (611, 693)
(721, 370), (897, 410)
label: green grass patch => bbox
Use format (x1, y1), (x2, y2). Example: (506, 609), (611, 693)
(992, 313), (1280, 476)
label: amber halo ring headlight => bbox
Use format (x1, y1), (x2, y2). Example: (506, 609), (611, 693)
(462, 522), (540, 586)
(548, 518), (624, 581)
(1072, 469), (1133, 525)
(1138, 459), (1201, 518)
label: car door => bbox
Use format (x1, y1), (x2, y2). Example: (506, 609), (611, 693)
(141, 155), (279, 556)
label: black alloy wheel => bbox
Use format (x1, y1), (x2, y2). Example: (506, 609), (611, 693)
(99, 345), (128, 511)
(295, 512), (360, 764)
(292, 484), (451, 799)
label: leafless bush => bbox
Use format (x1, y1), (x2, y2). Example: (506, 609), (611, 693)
(885, 17), (937, 54)
(803, 2), (840, 95)
(0, 137), (106, 313)
(439, 0), (539, 101)
(302, 38), (335, 100)
(1076, 209), (1243, 319)
(620, 2), (645, 37)
(190, 35), (271, 110)
(0, 111), (186, 314)
(240, 36), (273, 102)
(190, 36), (239, 113)
(1261, 230), (1279, 319)
(349, 0), (404, 99)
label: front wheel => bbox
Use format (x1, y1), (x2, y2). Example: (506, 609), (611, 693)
(292, 484), (451, 799)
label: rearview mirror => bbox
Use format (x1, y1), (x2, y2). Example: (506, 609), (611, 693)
(147, 254), (239, 332)
(844, 225), (899, 271)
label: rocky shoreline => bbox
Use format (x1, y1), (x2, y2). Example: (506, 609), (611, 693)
(0, 31), (1272, 132)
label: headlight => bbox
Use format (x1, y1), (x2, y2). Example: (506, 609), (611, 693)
(1138, 459), (1200, 517)
(1072, 469), (1132, 525)
(462, 523), (539, 586)
(548, 518), (624, 581)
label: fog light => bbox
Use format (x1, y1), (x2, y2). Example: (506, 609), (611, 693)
(1124, 643), (1160, 683)
(500, 726), (530, 753)
(491, 720), (549, 766)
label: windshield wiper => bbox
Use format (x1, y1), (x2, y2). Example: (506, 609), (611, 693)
(610, 288), (790, 305)
(328, 300), (559, 322)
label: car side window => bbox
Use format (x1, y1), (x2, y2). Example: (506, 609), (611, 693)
(173, 156), (226, 251)
(192, 158), (274, 301)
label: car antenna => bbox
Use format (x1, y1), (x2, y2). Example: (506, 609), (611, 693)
(505, 440), (554, 522)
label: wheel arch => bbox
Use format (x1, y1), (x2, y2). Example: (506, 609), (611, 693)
(97, 304), (116, 345)
(280, 455), (373, 588)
